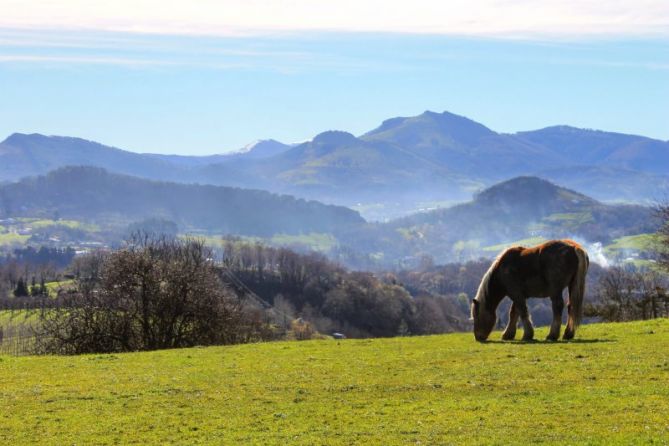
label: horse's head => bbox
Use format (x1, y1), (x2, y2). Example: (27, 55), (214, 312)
(471, 299), (496, 342)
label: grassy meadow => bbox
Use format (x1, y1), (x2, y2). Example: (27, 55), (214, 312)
(1, 319), (669, 445)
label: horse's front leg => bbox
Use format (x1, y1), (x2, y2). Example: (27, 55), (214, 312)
(501, 302), (519, 340)
(517, 300), (534, 341)
(546, 294), (564, 341)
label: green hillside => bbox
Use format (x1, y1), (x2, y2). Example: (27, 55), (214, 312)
(2, 319), (669, 445)
(374, 176), (657, 263)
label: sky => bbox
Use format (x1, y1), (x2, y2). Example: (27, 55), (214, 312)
(0, 0), (668, 155)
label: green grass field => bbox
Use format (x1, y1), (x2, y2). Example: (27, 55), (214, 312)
(604, 233), (663, 255)
(27, 218), (101, 232)
(1, 320), (669, 445)
(0, 232), (30, 247)
(0, 310), (40, 356)
(269, 232), (338, 252)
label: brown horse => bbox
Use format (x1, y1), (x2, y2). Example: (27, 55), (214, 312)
(471, 239), (589, 342)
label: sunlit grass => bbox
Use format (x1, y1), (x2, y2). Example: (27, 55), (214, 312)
(44, 280), (75, 298)
(1, 319), (668, 444)
(270, 233), (337, 252)
(0, 232), (30, 247)
(604, 233), (663, 254)
(29, 219), (100, 232)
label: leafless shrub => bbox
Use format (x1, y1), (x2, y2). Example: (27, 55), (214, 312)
(35, 235), (270, 354)
(585, 266), (668, 322)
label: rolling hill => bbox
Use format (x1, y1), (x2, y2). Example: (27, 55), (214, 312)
(536, 165), (669, 204)
(0, 167), (364, 237)
(396, 176), (654, 242)
(516, 125), (669, 174)
(0, 133), (193, 183)
(2, 319), (668, 444)
(337, 176), (658, 265)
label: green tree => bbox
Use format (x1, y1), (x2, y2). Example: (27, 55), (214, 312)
(14, 277), (29, 297)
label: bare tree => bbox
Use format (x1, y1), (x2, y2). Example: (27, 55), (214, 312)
(658, 202), (669, 273)
(36, 236), (270, 354)
(586, 266), (669, 322)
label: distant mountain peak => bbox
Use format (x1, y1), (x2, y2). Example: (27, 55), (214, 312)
(363, 109), (495, 143)
(234, 139), (284, 153)
(2, 132), (46, 145)
(419, 110), (494, 131)
(312, 130), (357, 145)
(475, 176), (593, 206)
(520, 125), (602, 135)
(1, 132), (112, 149)
(236, 139), (263, 154)
(227, 139), (290, 160)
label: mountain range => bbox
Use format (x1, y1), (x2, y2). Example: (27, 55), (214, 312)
(1, 110), (667, 220)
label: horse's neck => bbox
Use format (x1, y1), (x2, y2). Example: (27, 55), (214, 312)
(483, 275), (505, 310)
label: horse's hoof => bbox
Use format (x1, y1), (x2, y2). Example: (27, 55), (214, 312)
(501, 333), (516, 341)
(545, 335), (558, 342)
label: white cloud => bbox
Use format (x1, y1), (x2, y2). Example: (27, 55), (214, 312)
(0, 54), (178, 66)
(0, 0), (667, 39)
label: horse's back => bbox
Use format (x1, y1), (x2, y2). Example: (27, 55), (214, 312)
(497, 239), (582, 297)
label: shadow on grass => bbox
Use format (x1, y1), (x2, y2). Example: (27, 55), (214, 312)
(482, 338), (616, 345)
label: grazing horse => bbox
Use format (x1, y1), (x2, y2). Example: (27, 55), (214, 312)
(471, 239), (589, 342)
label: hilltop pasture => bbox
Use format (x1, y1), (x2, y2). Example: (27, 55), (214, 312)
(1, 319), (669, 445)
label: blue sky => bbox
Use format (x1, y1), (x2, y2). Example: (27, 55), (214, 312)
(0, 1), (668, 155)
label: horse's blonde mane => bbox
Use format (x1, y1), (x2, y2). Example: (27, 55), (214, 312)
(473, 249), (506, 308)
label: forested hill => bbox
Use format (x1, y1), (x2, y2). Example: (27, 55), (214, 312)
(392, 176), (654, 243)
(0, 167), (364, 236)
(335, 176), (659, 264)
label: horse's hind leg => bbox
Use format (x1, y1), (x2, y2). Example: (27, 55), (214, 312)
(546, 294), (564, 341)
(517, 300), (534, 341)
(502, 303), (519, 340)
(564, 302), (575, 340)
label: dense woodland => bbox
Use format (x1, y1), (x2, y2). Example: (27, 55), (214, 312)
(219, 238), (471, 338)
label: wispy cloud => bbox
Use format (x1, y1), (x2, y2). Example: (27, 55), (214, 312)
(0, 28), (421, 73)
(0, 54), (180, 66)
(0, 0), (667, 39)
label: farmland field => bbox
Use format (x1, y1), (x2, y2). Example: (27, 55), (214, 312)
(605, 233), (663, 255)
(1, 319), (669, 444)
(0, 232), (30, 247)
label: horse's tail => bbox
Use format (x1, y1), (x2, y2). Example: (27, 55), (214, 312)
(568, 244), (589, 329)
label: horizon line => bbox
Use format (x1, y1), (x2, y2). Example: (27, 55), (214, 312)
(3, 111), (667, 157)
